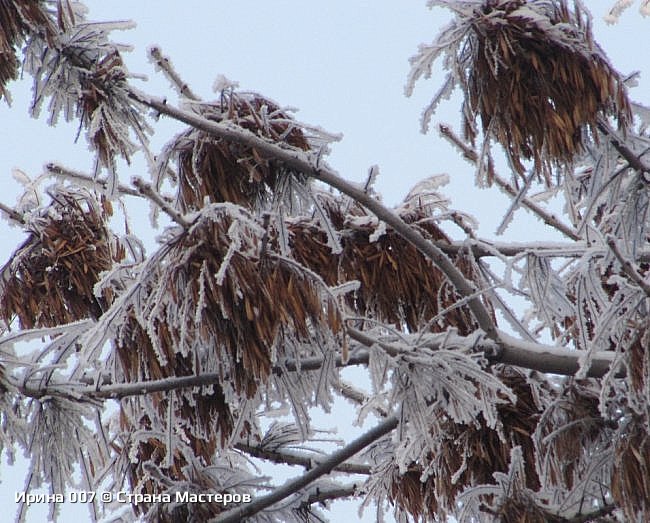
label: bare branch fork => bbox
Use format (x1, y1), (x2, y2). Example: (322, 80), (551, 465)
(212, 416), (399, 523)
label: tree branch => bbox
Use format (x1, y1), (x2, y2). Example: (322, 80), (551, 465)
(45, 163), (144, 198)
(126, 89), (499, 341)
(211, 416), (398, 523)
(9, 326), (621, 402)
(606, 235), (650, 297)
(148, 46), (200, 101)
(347, 327), (619, 378)
(597, 118), (650, 176)
(438, 124), (581, 241)
(301, 483), (359, 506)
(564, 502), (617, 523)
(132, 176), (190, 228)
(489, 331), (619, 378)
(435, 239), (650, 262)
(234, 443), (371, 475)
(338, 379), (389, 418)
(0, 201), (25, 224)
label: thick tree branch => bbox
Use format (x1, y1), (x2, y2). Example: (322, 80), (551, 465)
(347, 327), (619, 378)
(212, 416), (398, 523)
(435, 239), (650, 262)
(8, 325), (620, 402)
(127, 89), (499, 341)
(489, 332), (619, 378)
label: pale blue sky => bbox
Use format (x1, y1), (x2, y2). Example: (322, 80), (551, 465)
(1, 2), (648, 521)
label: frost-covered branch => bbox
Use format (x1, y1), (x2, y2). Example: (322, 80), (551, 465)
(212, 416), (398, 523)
(436, 239), (650, 261)
(5, 325), (620, 405)
(348, 327), (618, 378)
(565, 503), (617, 523)
(438, 124), (581, 240)
(606, 236), (650, 296)
(45, 163), (143, 198)
(126, 88), (499, 340)
(597, 118), (650, 176)
(234, 442), (371, 475)
(132, 176), (190, 227)
(0, 201), (24, 224)
(148, 45), (200, 101)
(338, 379), (389, 418)
(490, 332), (619, 378)
(301, 483), (359, 506)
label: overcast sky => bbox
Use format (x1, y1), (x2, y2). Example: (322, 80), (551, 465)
(1, 2), (649, 521)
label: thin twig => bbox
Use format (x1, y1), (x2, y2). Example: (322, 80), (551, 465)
(45, 163), (143, 198)
(212, 416), (398, 523)
(0, 201), (24, 224)
(564, 502), (617, 523)
(301, 483), (359, 506)
(439, 124), (581, 240)
(606, 235), (650, 297)
(597, 118), (650, 176)
(338, 379), (389, 418)
(148, 46), (200, 101)
(132, 176), (190, 228)
(234, 442), (371, 475)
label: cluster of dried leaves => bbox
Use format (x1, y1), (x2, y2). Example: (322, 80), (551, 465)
(0, 0), (52, 101)
(463, 0), (630, 182)
(288, 204), (486, 335)
(0, 188), (120, 328)
(409, 0), (631, 186)
(160, 92), (313, 212)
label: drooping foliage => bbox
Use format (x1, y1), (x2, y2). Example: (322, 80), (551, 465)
(1, 1), (650, 523)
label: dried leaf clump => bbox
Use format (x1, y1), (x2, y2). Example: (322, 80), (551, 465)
(145, 207), (343, 395)
(612, 417), (650, 520)
(535, 381), (610, 491)
(0, 0), (53, 100)
(158, 91), (315, 212)
(113, 205), (343, 509)
(464, 0), (631, 181)
(386, 368), (540, 520)
(0, 189), (120, 329)
(289, 203), (488, 334)
(409, 0), (632, 186)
